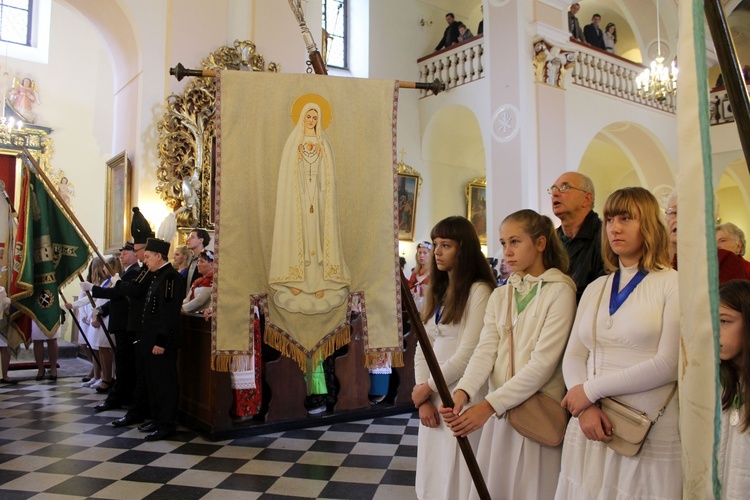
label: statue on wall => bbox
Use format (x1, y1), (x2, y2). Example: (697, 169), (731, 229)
(8, 76), (39, 123)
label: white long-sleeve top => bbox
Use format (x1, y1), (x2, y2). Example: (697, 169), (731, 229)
(414, 282), (492, 392)
(562, 263), (680, 419)
(455, 268), (577, 416)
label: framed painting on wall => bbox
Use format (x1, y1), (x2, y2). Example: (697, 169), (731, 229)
(466, 177), (487, 245)
(396, 163), (422, 241)
(104, 151), (131, 253)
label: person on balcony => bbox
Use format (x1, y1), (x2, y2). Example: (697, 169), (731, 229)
(568, 3), (584, 43)
(603, 23), (617, 55)
(434, 12), (460, 52)
(457, 23), (473, 43)
(584, 13), (607, 51)
(477, 5), (483, 35)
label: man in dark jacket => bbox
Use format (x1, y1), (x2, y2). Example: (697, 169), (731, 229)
(435, 12), (460, 51)
(88, 241), (141, 412)
(549, 171), (605, 302)
(139, 237), (185, 441)
(583, 13), (607, 51)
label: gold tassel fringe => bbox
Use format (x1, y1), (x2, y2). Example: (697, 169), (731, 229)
(264, 325), (308, 371)
(211, 354), (251, 372)
(312, 326), (351, 365)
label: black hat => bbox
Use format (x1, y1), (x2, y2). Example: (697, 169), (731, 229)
(145, 237), (170, 256)
(119, 241), (135, 252)
(131, 207), (154, 244)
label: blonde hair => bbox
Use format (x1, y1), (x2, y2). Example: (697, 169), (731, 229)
(601, 187), (671, 273)
(89, 258), (109, 286)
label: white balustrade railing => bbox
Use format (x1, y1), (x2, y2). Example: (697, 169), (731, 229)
(570, 41), (675, 113)
(416, 36), (678, 114)
(417, 35), (484, 96)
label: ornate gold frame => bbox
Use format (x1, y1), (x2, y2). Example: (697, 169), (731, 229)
(466, 177), (487, 245)
(156, 40), (280, 229)
(104, 151), (131, 253)
(396, 162), (422, 241)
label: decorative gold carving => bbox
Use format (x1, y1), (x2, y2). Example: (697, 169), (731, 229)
(156, 40), (280, 229)
(533, 40), (576, 89)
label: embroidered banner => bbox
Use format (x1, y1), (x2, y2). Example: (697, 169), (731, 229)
(676, 1), (720, 496)
(214, 71), (402, 372)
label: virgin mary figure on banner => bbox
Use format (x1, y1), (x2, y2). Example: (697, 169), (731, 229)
(269, 94), (351, 315)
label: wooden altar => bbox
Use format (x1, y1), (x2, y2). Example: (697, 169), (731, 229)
(177, 312), (417, 440)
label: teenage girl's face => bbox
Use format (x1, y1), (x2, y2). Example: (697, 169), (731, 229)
(499, 221), (546, 278)
(417, 247), (431, 267)
(304, 109), (318, 132)
(720, 304), (745, 365)
(606, 213), (644, 267)
(173, 251), (186, 267)
(433, 238), (458, 274)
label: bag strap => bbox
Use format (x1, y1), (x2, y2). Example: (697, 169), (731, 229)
(505, 286), (515, 377)
(591, 273), (677, 424)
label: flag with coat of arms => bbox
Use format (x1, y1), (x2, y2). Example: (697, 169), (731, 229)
(8, 167), (89, 348)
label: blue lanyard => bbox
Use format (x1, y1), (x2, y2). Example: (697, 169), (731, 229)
(609, 269), (648, 316)
(435, 301), (444, 326)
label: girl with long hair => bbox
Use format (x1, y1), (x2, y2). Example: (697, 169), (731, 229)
(408, 241), (432, 312)
(441, 209), (576, 499)
(556, 187), (681, 498)
(412, 216), (496, 499)
(718, 279), (750, 497)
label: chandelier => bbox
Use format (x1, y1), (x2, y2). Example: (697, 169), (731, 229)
(635, 0), (678, 102)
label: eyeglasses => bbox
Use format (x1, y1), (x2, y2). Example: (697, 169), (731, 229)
(664, 208), (677, 216)
(547, 183), (587, 195)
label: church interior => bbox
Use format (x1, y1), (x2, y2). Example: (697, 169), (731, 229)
(0, 0), (746, 497)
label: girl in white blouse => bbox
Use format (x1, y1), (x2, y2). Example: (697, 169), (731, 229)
(412, 216), (496, 500)
(440, 209), (577, 499)
(556, 187), (681, 499)
(718, 279), (750, 499)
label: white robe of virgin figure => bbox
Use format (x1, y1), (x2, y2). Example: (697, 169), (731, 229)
(269, 102), (351, 315)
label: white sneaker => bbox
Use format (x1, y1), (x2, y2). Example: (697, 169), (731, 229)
(90, 379), (103, 389)
(81, 379), (96, 387)
(307, 405), (326, 415)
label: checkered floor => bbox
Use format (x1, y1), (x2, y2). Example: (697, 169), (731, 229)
(0, 378), (419, 499)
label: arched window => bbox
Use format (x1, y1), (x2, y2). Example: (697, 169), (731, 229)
(323, 0), (347, 69)
(1, 0), (49, 64)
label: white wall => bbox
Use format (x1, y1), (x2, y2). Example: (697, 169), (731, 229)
(11, 1), (115, 249)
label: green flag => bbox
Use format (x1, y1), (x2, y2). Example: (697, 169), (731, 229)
(10, 168), (89, 344)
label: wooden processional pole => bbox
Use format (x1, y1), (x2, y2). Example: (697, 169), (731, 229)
(704, 0), (750, 171)
(285, 1), (488, 498)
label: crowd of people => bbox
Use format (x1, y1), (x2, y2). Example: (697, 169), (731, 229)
(63, 208), (212, 442)
(568, 3), (617, 55)
(408, 172), (750, 499)
(433, 11), (482, 53)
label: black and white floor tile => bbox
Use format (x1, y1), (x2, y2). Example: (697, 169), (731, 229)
(0, 378), (418, 499)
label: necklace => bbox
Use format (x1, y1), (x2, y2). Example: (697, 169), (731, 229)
(298, 142), (320, 213)
(606, 269), (648, 329)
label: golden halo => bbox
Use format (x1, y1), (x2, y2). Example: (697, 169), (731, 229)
(291, 93), (332, 130)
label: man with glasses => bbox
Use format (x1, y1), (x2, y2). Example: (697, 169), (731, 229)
(549, 171), (605, 302)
